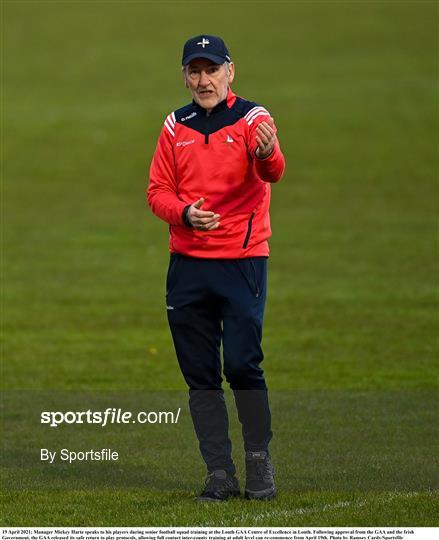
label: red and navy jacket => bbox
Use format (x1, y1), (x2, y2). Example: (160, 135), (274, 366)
(147, 88), (285, 258)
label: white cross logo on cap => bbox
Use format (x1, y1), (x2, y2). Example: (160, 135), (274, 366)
(197, 38), (210, 48)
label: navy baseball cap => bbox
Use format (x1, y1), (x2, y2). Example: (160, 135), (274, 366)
(182, 35), (231, 66)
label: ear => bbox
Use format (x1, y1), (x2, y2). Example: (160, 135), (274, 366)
(182, 68), (189, 88)
(228, 62), (235, 85)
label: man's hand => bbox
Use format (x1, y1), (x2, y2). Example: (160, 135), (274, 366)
(187, 198), (220, 230)
(255, 118), (276, 159)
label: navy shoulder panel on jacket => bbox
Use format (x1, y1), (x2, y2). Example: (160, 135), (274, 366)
(173, 100), (239, 136)
(170, 96), (271, 136)
(235, 97), (271, 125)
(234, 97), (259, 117)
(174, 102), (198, 124)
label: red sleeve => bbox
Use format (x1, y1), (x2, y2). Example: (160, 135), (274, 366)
(147, 117), (187, 226)
(248, 110), (286, 183)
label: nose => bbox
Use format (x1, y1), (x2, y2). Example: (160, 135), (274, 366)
(198, 70), (210, 87)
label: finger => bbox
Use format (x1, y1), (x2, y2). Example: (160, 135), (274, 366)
(194, 220), (219, 231)
(193, 209), (216, 218)
(259, 129), (275, 144)
(257, 125), (274, 144)
(258, 121), (274, 135)
(205, 220), (220, 230)
(256, 127), (270, 142)
(256, 135), (268, 150)
(193, 213), (220, 225)
(255, 135), (263, 148)
(258, 119), (274, 132)
(263, 117), (275, 130)
(255, 136), (273, 158)
(197, 215), (220, 224)
(256, 130), (270, 145)
(257, 123), (275, 139)
(192, 197), (205, 209)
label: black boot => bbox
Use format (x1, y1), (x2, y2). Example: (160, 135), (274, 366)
(197, 470), (241, 502)
(245, 451), (276, 500)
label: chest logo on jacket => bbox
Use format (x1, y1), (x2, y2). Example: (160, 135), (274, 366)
(181, 112), (197, 122)
(176, 139), (195, 147)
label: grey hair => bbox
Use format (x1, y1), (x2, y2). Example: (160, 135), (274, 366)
(182, 61), (232, 74)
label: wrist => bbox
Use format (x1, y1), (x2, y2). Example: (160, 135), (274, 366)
(182, 205), (193, 227)
(255, 147), (274, 160)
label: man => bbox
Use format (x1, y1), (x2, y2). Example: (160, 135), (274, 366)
(147, 35), (285, 502)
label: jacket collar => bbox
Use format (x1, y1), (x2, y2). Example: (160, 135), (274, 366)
(192, 88), (236, 116)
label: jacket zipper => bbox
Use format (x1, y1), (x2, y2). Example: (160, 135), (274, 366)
(242, 212), (255, 249)
(205, 114), (209, 144)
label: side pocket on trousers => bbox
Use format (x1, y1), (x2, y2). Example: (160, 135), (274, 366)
(236, 258), (264, 299)
(249, 260), (260, 298)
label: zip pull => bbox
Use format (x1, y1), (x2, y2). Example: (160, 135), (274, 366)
(205, 114), (209, 144)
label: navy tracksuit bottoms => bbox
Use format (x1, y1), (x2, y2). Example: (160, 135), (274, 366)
(166, 253), (272, 475)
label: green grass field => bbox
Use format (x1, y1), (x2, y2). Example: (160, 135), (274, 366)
(2, 0), (438, 527)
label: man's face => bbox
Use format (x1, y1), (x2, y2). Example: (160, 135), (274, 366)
(183, 58), (235, 112)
